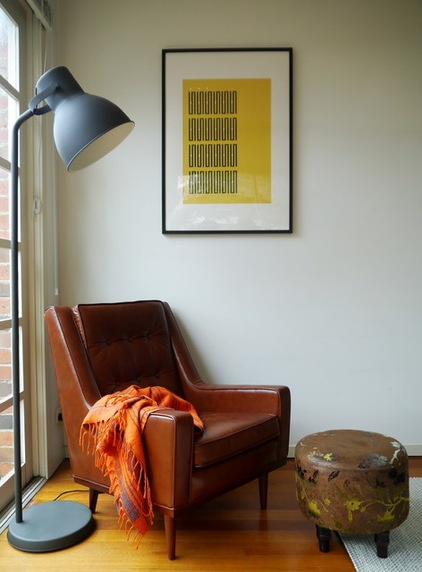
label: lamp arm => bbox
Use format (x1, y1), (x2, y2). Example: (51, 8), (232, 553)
(28, 82), (58, 115)
(11, 108), (36, 523)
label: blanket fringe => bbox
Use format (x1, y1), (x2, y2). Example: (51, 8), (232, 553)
(80, 408), (154, 539)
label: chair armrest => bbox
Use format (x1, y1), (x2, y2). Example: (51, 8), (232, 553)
(143, 409), (194, 512)
(184, 383), (291, 418)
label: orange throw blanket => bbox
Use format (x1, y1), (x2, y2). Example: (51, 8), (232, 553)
(80, 385), (203, 541)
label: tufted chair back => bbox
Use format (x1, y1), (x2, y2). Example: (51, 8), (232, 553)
(75, 301), (184, 397)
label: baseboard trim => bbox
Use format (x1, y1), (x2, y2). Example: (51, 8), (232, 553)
(404, 444), (422, 456)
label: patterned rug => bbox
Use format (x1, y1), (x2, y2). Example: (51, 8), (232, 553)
(340, 478), (422, 571)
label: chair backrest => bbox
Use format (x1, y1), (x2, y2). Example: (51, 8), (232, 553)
(73, 300), (185, 397)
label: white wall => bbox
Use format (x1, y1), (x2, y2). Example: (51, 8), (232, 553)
(54, 0), (422, 454)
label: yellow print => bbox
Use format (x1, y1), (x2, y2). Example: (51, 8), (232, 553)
(183, 78), (271, 205)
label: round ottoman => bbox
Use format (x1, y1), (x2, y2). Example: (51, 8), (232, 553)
(295, 429), (409, 558)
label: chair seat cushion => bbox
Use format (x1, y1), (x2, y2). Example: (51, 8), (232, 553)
(193, 412), (280, 468)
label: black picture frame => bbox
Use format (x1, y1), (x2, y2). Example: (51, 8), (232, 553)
(162, 48), (293, 234)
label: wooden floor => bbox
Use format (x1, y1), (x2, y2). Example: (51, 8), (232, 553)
(1, 457), (421, 571)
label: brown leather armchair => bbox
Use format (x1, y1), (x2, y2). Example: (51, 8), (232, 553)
(45, 300), (291, 559)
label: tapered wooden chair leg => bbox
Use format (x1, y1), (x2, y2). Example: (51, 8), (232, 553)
(89, 489), (99, 513)
(259, 473), (269, 509)
(164, 515), (176, 560)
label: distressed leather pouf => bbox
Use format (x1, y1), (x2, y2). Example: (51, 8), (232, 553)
(295, 429), (409, 558)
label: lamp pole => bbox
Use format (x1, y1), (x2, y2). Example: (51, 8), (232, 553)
(10, 108), (35, 524)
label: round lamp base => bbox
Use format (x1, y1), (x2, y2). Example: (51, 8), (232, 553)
(8, 500), (94, 552)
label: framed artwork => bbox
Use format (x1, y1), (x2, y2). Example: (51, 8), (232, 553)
(162, 48), (293, 234)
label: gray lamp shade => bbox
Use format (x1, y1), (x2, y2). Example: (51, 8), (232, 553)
(35, 66), (134, 171)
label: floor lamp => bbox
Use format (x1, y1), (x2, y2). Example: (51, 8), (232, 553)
(7, 66), (134, 552)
